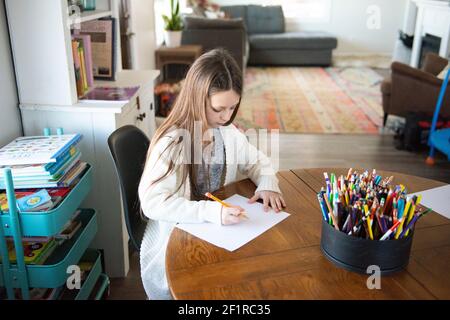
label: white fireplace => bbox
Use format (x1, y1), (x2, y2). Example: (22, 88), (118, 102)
(411, 0), (450, 67)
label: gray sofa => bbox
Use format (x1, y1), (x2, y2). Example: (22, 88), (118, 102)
(181, 4), (337, 69)
(222, 5), (337, 66)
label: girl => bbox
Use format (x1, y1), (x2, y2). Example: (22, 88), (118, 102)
(138, 48), (286, 299)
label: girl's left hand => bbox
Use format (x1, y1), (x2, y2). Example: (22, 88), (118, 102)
(248, 191), (286, 213)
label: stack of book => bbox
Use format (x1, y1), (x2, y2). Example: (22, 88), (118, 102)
(0, 133), (87, 191)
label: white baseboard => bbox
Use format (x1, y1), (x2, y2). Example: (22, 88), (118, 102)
(332, 53), (392, 68)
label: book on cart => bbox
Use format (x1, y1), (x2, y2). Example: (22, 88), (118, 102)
(15, 189), (53, 212)
(0, 187), (72, 214)
(0, 133), (86, 190)
(0, 147), (80, 178)
(1, 238), (58, 265)
(0, 161), (87, 190)
(0, 134), (81, 166)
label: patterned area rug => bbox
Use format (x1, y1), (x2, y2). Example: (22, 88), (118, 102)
(234, 67), (385, 134)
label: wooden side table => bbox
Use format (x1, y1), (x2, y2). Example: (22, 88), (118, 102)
(155, 45), (202, 81)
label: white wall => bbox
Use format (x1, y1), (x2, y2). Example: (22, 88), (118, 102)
(0, 0), (21, 146)
(216, 0), (408, 55)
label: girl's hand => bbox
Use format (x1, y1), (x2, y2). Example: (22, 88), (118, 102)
(248, 191), (286, 213)
(221, 205), (246, 225)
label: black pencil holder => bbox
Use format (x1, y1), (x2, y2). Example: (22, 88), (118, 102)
(320, 220), (414, 275)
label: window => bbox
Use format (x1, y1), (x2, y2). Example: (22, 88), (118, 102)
(154, 0), (190, 45)
(269, 0), (332, 23)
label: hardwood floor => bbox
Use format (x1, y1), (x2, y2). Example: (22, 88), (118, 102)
(108, 132), (450, 300)
(108, 251), (146, 300)
(276, 133), (450, 183)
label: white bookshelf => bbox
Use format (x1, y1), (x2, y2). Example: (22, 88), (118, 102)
(68, 9), (113, 25)
(5, 0), (122, 106)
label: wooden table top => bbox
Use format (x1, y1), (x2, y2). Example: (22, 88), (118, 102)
(166, 168), (450, 299)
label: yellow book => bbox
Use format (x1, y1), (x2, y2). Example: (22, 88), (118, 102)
(4, 239), (56, 264)
(0, 193), (8, 211)
(78, 47), (88, 93)
(71, 40), (84, 97)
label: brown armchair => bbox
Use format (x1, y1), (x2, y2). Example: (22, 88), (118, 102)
(381, 53), (450, 126)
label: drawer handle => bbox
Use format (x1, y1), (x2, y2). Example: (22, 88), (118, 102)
(150, 102), (153, 110)
(137, 113), (146, 121)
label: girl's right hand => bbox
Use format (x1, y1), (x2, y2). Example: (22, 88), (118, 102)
(221, 206), (245, 225)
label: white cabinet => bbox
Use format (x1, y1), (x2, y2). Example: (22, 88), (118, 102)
(5, 0), (159, 278)
(96, 70), (158, 136)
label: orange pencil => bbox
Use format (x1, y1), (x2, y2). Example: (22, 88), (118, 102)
(204, 192), (249, 220)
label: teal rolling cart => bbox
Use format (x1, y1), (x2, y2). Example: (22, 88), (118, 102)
(0, 129), (110, 300)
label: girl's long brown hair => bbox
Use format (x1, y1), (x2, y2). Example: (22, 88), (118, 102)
(144, 48), (243, 198)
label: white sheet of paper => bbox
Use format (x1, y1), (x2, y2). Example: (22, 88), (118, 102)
(176, 194), (290, 251)
(409, 184), (450, 219)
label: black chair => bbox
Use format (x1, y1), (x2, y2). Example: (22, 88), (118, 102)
(108, 125), (150, 253)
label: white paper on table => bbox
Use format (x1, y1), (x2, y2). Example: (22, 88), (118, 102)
(409, 184), (450, 219)
(176, 194), (290, 251)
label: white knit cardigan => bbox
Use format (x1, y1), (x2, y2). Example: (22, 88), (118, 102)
(138, 124), (281, 299)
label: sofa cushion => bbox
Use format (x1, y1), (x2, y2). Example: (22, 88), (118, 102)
(249, 32), (337, 50)
(246, 5), (285, 34)
(183, 16), (245, 30)
(249, 49), (333, 66)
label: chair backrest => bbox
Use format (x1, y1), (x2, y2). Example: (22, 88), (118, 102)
(108, 125), (150, 252)
(422, 52), (449, 75)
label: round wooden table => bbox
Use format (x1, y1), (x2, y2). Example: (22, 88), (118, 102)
(166, 168), (450, 299)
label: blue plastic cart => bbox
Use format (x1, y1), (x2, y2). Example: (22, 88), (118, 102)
(426, 69), (450, 165)
(0, 129), (110, 300)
